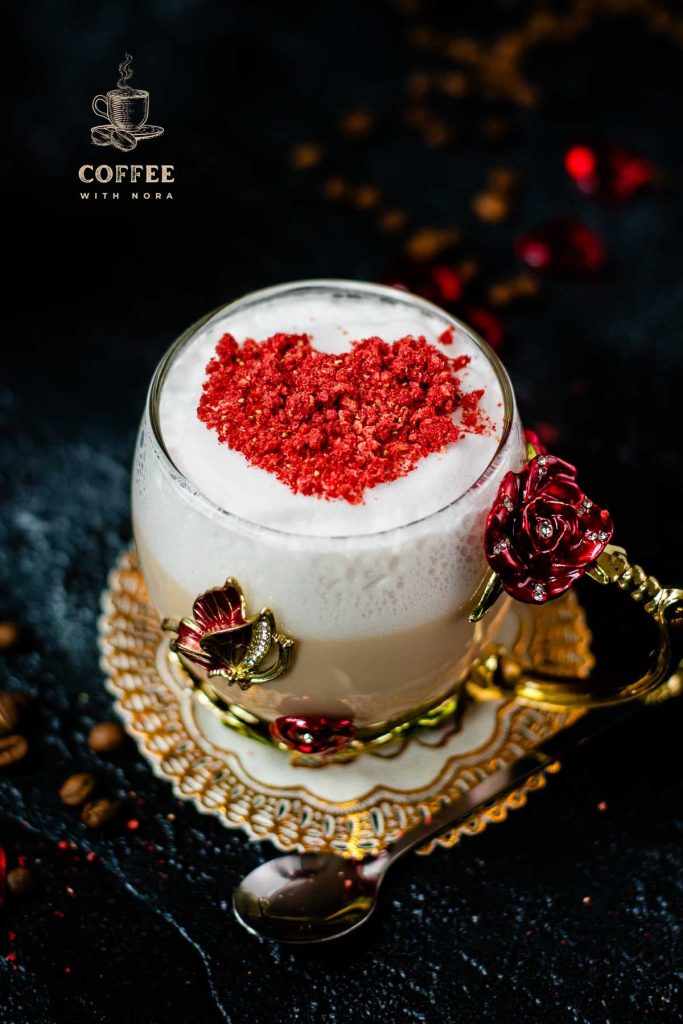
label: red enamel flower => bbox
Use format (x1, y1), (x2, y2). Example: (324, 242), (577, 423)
(485, 454), (613, 603)
(523, 428), (547, 457)
(270, 715), (356, 756)
(163, 578), (294, 691)
(171, 581), (255, 672)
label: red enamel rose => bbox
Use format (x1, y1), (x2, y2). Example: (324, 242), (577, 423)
(485, 454), (613, 603)
(523, 428), (547, 457)
(270, 715), (356, 756)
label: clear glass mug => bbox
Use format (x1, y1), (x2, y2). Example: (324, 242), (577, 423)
(132, 280), (683, 756)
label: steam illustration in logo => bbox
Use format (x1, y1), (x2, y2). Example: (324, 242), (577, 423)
(91, 54), (164, 152)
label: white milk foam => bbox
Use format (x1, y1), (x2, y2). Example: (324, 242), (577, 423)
(134, 282), (525, 639)
(159, 287), (504, 535)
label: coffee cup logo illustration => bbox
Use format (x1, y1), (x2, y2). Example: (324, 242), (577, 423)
(91, 54), (164, 152)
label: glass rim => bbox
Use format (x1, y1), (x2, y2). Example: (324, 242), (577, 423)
(146, 278), (517, 542)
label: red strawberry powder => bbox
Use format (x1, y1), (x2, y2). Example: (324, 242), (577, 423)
(197, 332), (491, 505)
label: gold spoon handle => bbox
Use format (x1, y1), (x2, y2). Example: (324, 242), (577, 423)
(369, 701), (640, 875)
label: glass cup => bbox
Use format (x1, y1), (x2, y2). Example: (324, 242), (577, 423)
(132, 280), (526, 743)
(132, 280), (682, 755)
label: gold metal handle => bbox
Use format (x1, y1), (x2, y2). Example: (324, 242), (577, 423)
(468, 544), (683, 709)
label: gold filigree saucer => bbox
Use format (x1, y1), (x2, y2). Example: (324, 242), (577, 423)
(98, 550), (591, 859)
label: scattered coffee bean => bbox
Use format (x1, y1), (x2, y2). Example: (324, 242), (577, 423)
(488, 281), (515, 307)
(322, 176), (346, 200)
(87, 721), (125, 754)
(439, 71), (469, 98)
(472, 190), (510, 223)
(0, 734), (28, 768)
(422, 121), (452, 149)
(488, 166), (518, 193)
(289, 142), (323, 170)
(0, 622), (20, 650)
(339, 109), (374, 139)
(6, 867), (35, 897)
(59, 772), (97, 807)
(378, 208), (408, 233)
(488, 273), (541, 308)
(457, 257), (479, 283)
(351, 184), (382, 210)
(515, 273), (541, 298)
(0, 691), (21, 734)
(404, 226), (461, 262)
(81, 798), (120, 829)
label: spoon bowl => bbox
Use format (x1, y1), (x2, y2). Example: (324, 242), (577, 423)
(233, 852), (378, 944)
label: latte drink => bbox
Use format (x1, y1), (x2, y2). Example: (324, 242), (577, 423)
(133, 280), (525, 735)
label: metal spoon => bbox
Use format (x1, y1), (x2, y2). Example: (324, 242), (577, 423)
(233, 707), (624, 944)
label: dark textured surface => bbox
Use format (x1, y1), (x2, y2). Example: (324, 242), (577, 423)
(2, 3), (682, 1021)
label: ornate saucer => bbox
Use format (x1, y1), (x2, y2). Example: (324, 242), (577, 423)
(98, 550), (591, 859)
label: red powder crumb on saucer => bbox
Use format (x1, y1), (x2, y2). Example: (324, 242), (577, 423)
(198, 332), (491, 504)
(438, 325), (455, 345)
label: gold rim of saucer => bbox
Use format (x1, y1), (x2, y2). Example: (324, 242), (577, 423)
(98, 548), (592, 858)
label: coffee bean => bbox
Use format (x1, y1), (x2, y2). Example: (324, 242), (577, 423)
(488, 273), (541, 308)
(81, 798), (120, 829)
(378, 208), (408, 233)
(6, 867), (35, 897)
(322, 177), (346, 201)
(0, 734), (28, 768)
(488, 166), (518, 193)
(439, 71), (469, 98)
(339, 109), (374, 139)
(0, 691), (21, 734)
(515, 273), (540, 298)
(87, 721), (125, 754)
(472, 190), (510, 223)
(289, 142), (323, 169)
(0, 622), (20, 650)
(351, 184), (382, 210)
(59, 772), (97, 807)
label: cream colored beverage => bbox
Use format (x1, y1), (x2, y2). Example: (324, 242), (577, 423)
(132, 280), (525, 735)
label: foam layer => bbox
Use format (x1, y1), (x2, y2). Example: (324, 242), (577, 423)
(134, 281), (525, 641)
(158, 284), (505, 537)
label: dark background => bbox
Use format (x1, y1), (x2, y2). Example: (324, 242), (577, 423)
(1, 2), (682, 1021)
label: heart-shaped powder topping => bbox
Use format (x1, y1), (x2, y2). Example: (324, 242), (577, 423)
(197, 332), (491, 504)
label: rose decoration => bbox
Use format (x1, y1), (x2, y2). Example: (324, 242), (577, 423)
(270, 715), (356, 756)
(163, 578), (293, 690)
(523, 428), (547, 458)
(484, 454), (613, 603)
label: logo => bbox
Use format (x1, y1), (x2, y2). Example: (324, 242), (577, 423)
(90, 53), (164, 152)
(79, 53), (173, 200)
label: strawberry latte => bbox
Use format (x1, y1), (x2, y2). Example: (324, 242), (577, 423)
(132, 280), (526, 737)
